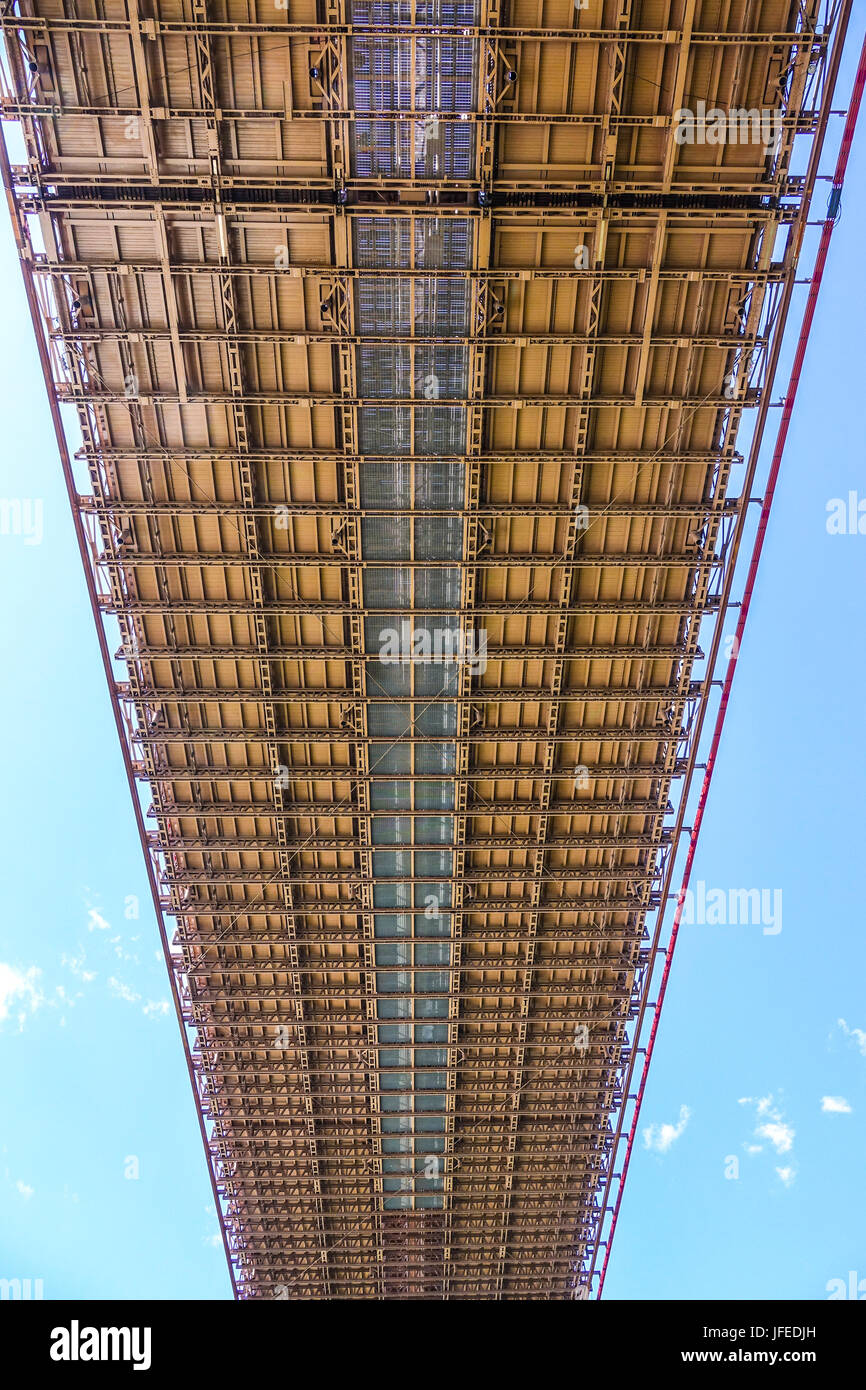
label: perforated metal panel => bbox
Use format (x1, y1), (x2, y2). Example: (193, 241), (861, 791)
(350, 5), (477, 1208)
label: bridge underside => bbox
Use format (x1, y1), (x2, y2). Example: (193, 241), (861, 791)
(0, 0), (844, 1297)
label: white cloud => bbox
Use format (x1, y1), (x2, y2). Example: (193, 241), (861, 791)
(107, 977), (141, 1005)
(642, 1104), (691, 1153)
(61, 949), (96, 983)
(109, 935), (140, 965)
(739, 1093), (776, 1118)
(54, 984), (84, 1009)
(740, 1094), (795, 1155)
(87, 909), (111, 932)
(758, 1120), (795, 1154)
(0, 962), (43, 1028)
(821, 1095), (852, 1114)
(142, 1000), (170, 1019)
(838, 1019), (866, 1056)
(15, 1180), (34, 1199)
(203, 1233), (222, 1248)
(744, 1143), (763, 1155)
(775, 1166), (795, 1188)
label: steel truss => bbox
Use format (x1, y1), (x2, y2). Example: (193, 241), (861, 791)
(0, 0), (848, 1301)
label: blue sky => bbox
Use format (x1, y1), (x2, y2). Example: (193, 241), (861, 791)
(0, 28), (864, 1302)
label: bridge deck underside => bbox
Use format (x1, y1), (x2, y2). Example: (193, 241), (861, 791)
(0, 0), (830, 1298)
